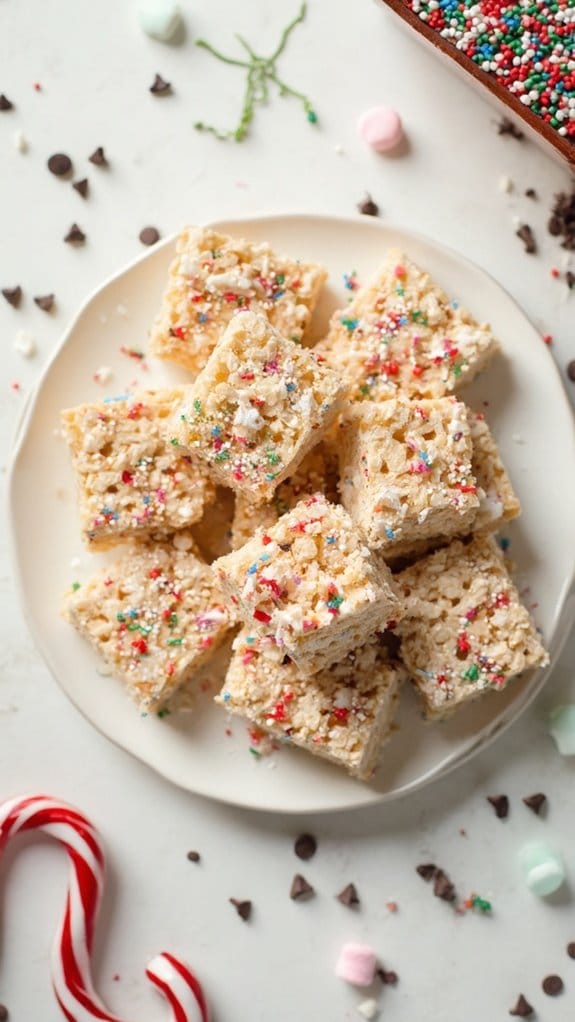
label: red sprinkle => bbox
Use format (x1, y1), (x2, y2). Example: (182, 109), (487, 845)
(253, 608), (272, 624)
(121, 470), (134, 485)
(131, 638), (148, 655)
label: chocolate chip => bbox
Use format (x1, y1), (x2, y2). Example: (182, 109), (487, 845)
(516, 225), (536, 254)
(89, 146), (108, 166)
(567, 942), (575, 959)
(2, 285), (22, 308)
(542, 974), (563, 996)
(34, 293), (55, 312)
(525, 188), (537, 199)
(0, 1004), (8, 1021)
(548, 215), (562, 236)
(186, 850), (200, 863)
(47, 153), (73, 177)
(568, 361), (575, 382)
(487, 794), (509, 819)
(294, 833), (317, 860)
(0, 94), (14, 111)
(433, 869), (456, 902)
(150, 74), (172, 96)
(229, 898), (252, 921)
(337, 883), (359, 908)
(548, 190), (575, 250)
(498, 117), (524, 140)
(377, 968), (398, 986)
(509, 994), (534, 1016)
(358, 193), (380, 217)
(139, 226), (160, 246)
(64, 223), (86, 244)
(279, 542), (293, 552)
(522, 792), (546, 815)
(416, 863), (437, 881)
(290, 873), (315, 901)
(566, 271), (575, 290)
(73, 178), (89, 198)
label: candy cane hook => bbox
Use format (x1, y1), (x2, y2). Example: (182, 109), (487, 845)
(0, 795), (209, 1022)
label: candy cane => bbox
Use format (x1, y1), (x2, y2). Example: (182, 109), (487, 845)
(0, 795), (209, 1022)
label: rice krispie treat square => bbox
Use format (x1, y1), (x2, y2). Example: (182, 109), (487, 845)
(231, 440), (339, 549)
(396, 534), (549, 721)
(64, 533), (231, 711)
(62, 389), (214, 550)
(149, 226), (327, 376)
(213, 493), (402, 675)
(173, 311), (346, 503)
(217, 631), (403, 779)
(317, 250), (499, 401)
(338, 397), (479, 555)
(470, 412), (521, 532)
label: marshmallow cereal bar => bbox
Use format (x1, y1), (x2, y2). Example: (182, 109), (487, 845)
(149, 226), (327, 376)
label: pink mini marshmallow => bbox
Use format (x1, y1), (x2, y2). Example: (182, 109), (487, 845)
(335, 942), (377, 986)
(357, 106), (403, 152)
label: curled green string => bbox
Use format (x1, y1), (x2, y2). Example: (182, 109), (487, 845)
(194, 3), (317, 142)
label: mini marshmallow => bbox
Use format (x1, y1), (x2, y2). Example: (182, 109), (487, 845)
(13, 330), (36, 358)
(357, 106), (403, 153)
(519, 840), (565, 897)
(138, 0), (182, 42)
(335, 943), (377, 987)
(357, 999), (379, 1020)
(549, 705), (575, 754)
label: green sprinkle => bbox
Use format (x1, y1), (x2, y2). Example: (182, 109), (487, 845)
(157, 708), (171, 719)
(463, 663), (480, 682)
(276, 273), (285, 285)
(267, 450), (280, 465)
(472, 895), (492, 913)
(193, 399), (202, 413)
(167, 638), (183, 646)
(215, 450), (230, 462)
(71, 581), (81, 592)
(452, 360), (464, 379)
(116, 612), (125, 622)
(170, 437), (179, 446)
(249, 747), (262, 759)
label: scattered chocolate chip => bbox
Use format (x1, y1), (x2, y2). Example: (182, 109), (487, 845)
(73, 178), (89, 198)
(64, 223), (86, 244)
(150, 73), (172, 96)
(566, 271), (575, 290)
(290, 873), (315, 901)
(433, 869), (456, 902)
(567, 942), (575, 959)
(229, 898), (252, 921)
(0, 94), (14, 111)
(89, 146), (108, 166)
(186, 850), (200, 863)
(279, 542), (293, 552)
(498, 117), (524, 140)
(34, 293), (55, 312)
(2, 285), (22, 308)
(337, 883), (359, 908)
(47, 153), (73, 177)
(516, 225), (536, 255)
(0, 1004), (8, 1021)
(139, 226), (160, 246)
(548, 190), (575, 250)
(416, 863), (437, 881)
(567, 361), (575, 383)
(525, 188), (537, 199)
(487, 794), (509, 819)
(542, 974), (563, 996)
(509, 993), (534, 1017)
(522, 792), (546, 815)
(358, 193), (379, 217)
(294, 833), (317, 860)
(377, 968), (398, 986)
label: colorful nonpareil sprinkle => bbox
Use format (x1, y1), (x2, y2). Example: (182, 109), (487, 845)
(194, 3), (317, 141)
(405, 0), (575, 141)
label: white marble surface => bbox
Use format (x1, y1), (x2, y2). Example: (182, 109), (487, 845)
(1, 1), (574, 1019)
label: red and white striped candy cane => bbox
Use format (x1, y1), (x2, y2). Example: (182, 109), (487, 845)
(0, 795), (209, 1022)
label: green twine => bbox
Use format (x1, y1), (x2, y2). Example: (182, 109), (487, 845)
(194, 3), (317, 142)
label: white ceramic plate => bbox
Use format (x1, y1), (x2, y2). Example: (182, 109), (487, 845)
(9, 214), (575, 813)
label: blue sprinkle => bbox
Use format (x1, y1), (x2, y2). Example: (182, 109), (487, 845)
(222, 691), (231, 703)
(272, 290), (285, 301)
(103, 394), (129, 403)
(418, 451), (431, 465)
(451, 300), (459, 310)
(211, 425), (222, 436)
(143, 495), (151, 505)
(198, 313), (208, 323)
(247, 563), (258, 575)
(326, 535), (336, 544)
(285, 382), (296, 392)
(260, 553), (270, 563)
(498, 536), (511, 551)
(385, 528), (395, 539)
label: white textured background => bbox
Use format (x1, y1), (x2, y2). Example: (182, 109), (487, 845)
(1, 1), (574, 1019)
